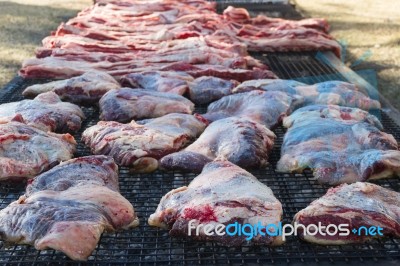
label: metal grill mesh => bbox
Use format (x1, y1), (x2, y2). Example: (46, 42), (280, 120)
(0, 52), (399, 265)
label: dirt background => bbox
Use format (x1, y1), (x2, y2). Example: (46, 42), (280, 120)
(0, 0), (91, 87)
(296, 0), (400, 109)
(0, 0), (398, 108)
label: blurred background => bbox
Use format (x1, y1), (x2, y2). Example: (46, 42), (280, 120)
(0, 0), (399, 107)
(0, 0), (91, 86)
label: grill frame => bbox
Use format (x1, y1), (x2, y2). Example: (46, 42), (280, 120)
(1, 2), (400, 265)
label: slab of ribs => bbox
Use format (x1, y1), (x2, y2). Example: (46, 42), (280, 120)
(18, 0), (340, 80)
(160, 117), (275, 172)
(294, 182), (400, 244)
(0, 118), (76, 181)
(99, 88), (194, 122)
(0, 155), (139, 260)
(0, 92), (84, 133)
(82, 113), (207, 172)
(149, 159), (283, 246)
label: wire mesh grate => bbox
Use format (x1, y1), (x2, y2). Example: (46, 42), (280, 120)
(0, 52), (399, 265)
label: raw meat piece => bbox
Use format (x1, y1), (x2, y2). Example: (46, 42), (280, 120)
(223, 6), (329, 32)
(35, 44), (244, 67)
(69, 9), (180, 28)
(20, 56), (276, 81)
(232, 79), (306, 94)
(26, 155), (120, 194)
(161, 63), (277, 82)
(149, 159), (284, 246)
(99, 88), (194, 122)
(233, 80), (380, 110)
(177, 7), (339, 56)
(160, 117), (275, 172)
(21, 49), (256, 79)
(293, 182), (400, 244)
(234, 27), (341, 57)
(40, 36), (260, 69)
(136, 113), (208, 138)
(22, 71), (121, 105)
(120, 71), (194, 95)
(188, 76), (239, 104)
(53, 20), (217, 43)
(252, 16), (329, 33)
(20, 57), (105, 79)
(203, 91), (300, 128)
(294, 81), (379, 109)
(277, 118), (400, 185)
(120, 72), (240, 103)
(0, 155), (139, 260)
(82, 114), (207, 173)
(93, 0), (216, 13)
(221, 6), (251, 24)
(0, 92), (84, 133)
(70, 0), (216, 28)
(0, 118), (76, 181)
(18, 1), (340, 80)
(282, 105), (383, 129)
(39, 35), (249, 59)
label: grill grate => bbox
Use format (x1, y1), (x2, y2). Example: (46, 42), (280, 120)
(0, 52), (399, 265)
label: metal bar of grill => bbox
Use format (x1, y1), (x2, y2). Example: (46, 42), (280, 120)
(0, 2), (399, 265)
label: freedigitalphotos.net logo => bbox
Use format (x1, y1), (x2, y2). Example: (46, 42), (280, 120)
(188, 220), (384, 241)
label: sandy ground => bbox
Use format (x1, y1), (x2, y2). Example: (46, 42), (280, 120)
(295, 0), (400, 108)
(0, 0), (399, 108)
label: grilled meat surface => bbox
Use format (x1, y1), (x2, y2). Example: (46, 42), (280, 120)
(19, 0), (341, 79)
(149, 159), (284, 246)
(282, 104), (383, 129)
(277, 117), (400, 185)
(294, 182), (400, 244)
(120, 71), (194, 95)
(188, 76), (239, 105)
(99, 88), (194, 122)
(203, 90), (299, 128)
(82, 113), (207, 172)
(0, 92), (84, 133)
(0, 155), (139, 261)
(160, 63), (276, 82)
(121, 72), (239, 104)
(160, 117), (275, 172)
(22, 71), (121, 105)
(233, 79), (306, 94)
(294, 81), (380, 110)
(233, 80), (380, 110)
(0, 119), (76, 181)
(20, 36), (266, 79)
